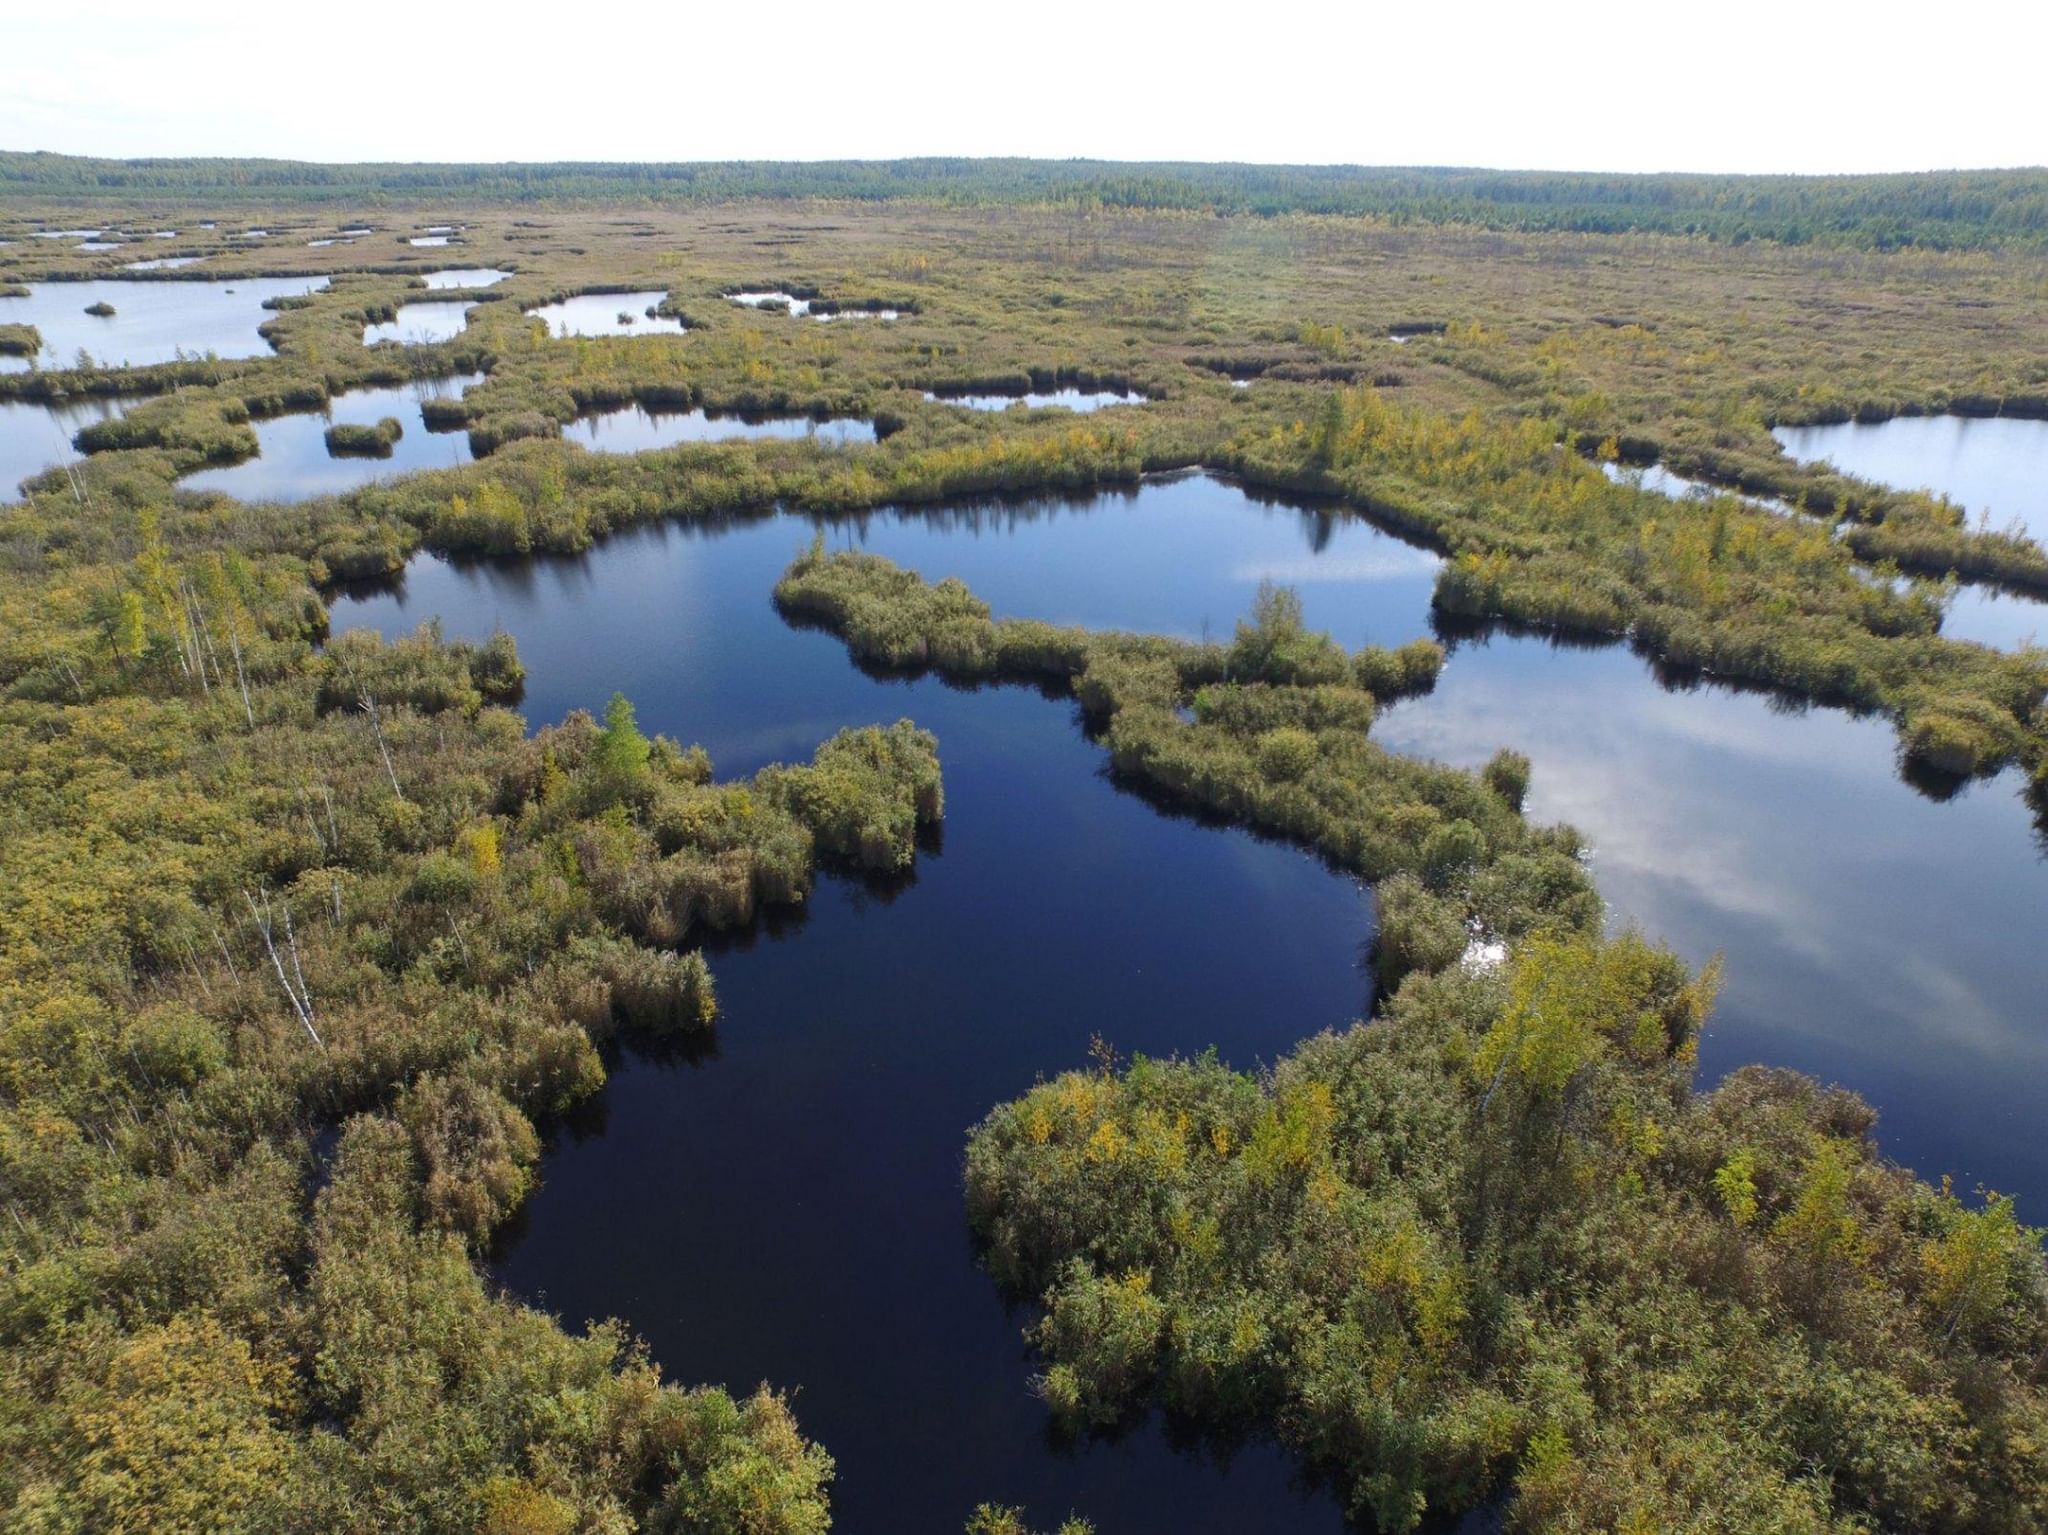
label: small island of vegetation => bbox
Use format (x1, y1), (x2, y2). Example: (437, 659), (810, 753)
(323, 415), (403, 457)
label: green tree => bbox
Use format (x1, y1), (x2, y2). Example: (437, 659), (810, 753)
(593, 691), (652, 792)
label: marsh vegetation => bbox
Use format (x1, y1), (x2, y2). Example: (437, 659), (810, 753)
(3, 160), (2047, 1535)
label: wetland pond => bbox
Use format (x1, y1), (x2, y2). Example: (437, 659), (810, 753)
(927, 387), (1147, 413)
(0, 276), (330, 368)
(1775, 414), (2048, 651)
(1, 394), (133, 502)
(329, 469), (2048, 1534)
(179, 374), (482, 501)
(363, 300), (476, 346)
(526, 291), (686, 338)
(565, 404), (875, 452)
(418, 268), (511, 290)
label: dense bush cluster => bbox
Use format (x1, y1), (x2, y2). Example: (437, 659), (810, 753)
(967, 951), (2048, 1531)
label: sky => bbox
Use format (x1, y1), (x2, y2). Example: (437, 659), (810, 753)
(2, 0), (2043, 174)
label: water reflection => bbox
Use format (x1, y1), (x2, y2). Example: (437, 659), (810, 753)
(1776, 415), (2047, 541)
(927, 387), (1146, 413)
(0, 393), (134, 501)
(728, 290), (812, 315)
(419, 268), (511, 290)
(0, 276), (330, 368)
(180, 373), (482, 501)
(525, 291), (686, 339)
(566, 404), (875, 452)
(363, 300), (476, 346)
(1775, 415), (2048, 649)
(1600, 459), (1799, 517)
(323, 470), (2047, 1532)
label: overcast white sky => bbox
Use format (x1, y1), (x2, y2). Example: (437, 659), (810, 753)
(3, 0), (2042, 174)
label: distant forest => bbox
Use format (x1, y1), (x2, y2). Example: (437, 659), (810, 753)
(5, 151), (2046, 249)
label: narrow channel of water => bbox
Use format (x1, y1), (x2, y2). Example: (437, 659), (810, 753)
(927, 388), (1146, 413)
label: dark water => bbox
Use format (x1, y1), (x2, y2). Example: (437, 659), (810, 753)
(0, 394), (134, 502)
(179, 374), (482, 502)
(0, 276), (330, 369)
(326, 472), (2047, 1532)
(927, 388), (1147, 413)
(527, 291), (687, 339)
(1773, 415), (2048, 650)
(363, 300), (476, 347)
(565, 405), (876, 453)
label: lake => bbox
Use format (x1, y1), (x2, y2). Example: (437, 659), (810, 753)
(326, 469), (2048, 1531)
(526, 291), (686, 338)
(179, 373), (483, 501)
(0, 276), (331, 368)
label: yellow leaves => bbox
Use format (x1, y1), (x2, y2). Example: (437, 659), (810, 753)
(1245, 1078), (1335, 1183)
(1307, 1165), (1345, 1213)
(1713, 1146), (1760, 1227)
(1774, 1138), (1868, 1271)
(1168, 1203), (1223, 1270)
(1083, 1117), (1129, 1164)
(1129, 1106), (1188, 1177)
(1209, 1122), (1234, 1158)
(1920, 1187), (2026, 1342)
(456, 819), (502, 878)
(1364, 1217), (1428, 1297)
(69, 1314), (298, 1535)
(1477, 931), (1716, 1102)
(1298, 319), (1347, 356)
(1054, 1071), (1111, 1122)
(479, 1477), (578, 1535)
